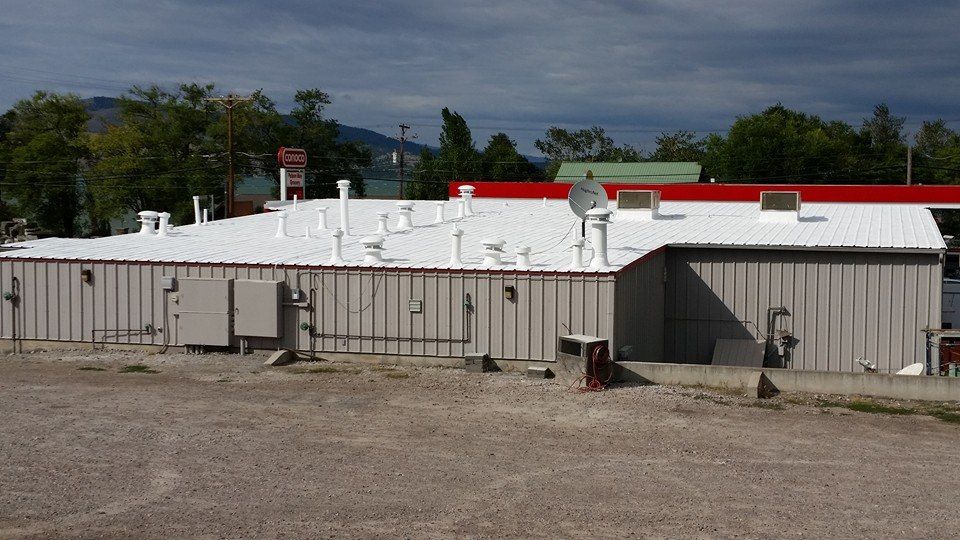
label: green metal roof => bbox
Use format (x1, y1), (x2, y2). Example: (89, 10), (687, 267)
(553, 162), (702, 184)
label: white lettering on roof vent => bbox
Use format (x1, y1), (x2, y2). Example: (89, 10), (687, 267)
(759, 191), (801, 223)
(616, 190), (660, 220)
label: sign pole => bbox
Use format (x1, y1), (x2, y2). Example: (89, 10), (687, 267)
(280, 167), (288, 201)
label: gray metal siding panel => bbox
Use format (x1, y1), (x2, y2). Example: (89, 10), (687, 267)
(663, 248), (942, 372)
(613, 251), (666, 362)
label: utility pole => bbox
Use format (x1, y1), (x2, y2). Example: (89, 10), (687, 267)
(907, 142), (913, 185)
(205, 94), (253, 218)
(396, 123), (411, 199)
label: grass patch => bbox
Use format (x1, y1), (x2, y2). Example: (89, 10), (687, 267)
(383, 371), (409, 379)
(846, 401), (915, 415)
(928, 408), (960, 424)
(292, 365), (361, 374)
(77, 366), (107, 371)
(119, 364), (159, 374)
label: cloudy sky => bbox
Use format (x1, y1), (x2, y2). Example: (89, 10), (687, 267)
(1, 0), (958, 154)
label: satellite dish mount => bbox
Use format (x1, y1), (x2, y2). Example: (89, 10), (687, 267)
(567, 170), (608, 239)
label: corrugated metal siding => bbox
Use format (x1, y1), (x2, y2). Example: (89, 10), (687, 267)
(663, 248), (942, 372)
(0, 261), (615, 362)
(613, 251), (665, 362)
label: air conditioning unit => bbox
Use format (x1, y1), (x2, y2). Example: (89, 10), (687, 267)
(617, 190), (660, 210)
(759, 191), (801, 223)
(616, 190), (660, 220)
(556, 334), (610, 376)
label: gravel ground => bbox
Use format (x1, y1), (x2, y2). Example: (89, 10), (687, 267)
(1, 350), (959, 539)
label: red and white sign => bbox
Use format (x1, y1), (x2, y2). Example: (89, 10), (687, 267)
(277, 147), (307, 169)
(286, 169), (304, 188)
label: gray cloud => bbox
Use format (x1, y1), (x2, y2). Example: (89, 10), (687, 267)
(1, 0), (958, 153)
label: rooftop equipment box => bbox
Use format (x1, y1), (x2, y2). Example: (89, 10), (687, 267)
(177, 278), (233, 346)
(234, 279), (283, 338)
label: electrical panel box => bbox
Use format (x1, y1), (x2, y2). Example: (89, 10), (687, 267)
(234, 280), (283, 338)
(160, 276), (176, 291)
(177, 278), (233, 346)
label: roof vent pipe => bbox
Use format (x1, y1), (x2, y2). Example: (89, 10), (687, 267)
(192, 196), (201, 225)
(586, 208), (613, 269)
(293, 194), (298, 211)
(360, 235), (385, 263)
(275, 211), (288, 238)
(138, 211), (158, 235)
(157, 212), (171, 237)
(481, 238), (506, 267)
(515, 245), (531, 269)
(458, 185), (476, 216)
(571, 238), (585, 269)
(376, 212), (390, 234)
(449, 226), (464, 267)
(316, 207), (328, 230)
(202, 209), (209, 225)
(434, 201), (445, 223)
(456, 199), (465, 219)
(304, 226), (312, 239)
(329, 228), (344, 264)
(336, 179), (351, 235)
(396, 201), (415, 230)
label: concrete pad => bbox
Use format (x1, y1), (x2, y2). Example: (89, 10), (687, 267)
(264, 349), (297, 366)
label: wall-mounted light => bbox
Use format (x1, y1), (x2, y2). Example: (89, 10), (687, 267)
(80, 269), (92, 284)
(504, 285), (516, 302)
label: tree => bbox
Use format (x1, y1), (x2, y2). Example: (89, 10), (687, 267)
(87, 83), (224, 228)
(699, 104), (861, 183)
(481, 132), (541, 181)
(4, 91), (90, 236)
(534, 126), (641, 179)
(913, 120), (960, 183)
(409, 108), (482, 199)
(648, 131), (706, 162)
(0, 108), (15, 221)
(286, 89), (372, 199)
(859, 103), (907, 181)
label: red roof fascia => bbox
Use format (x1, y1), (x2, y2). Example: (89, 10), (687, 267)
(447, 181), (960, 204)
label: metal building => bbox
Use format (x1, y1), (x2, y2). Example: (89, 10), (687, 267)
(0, 184), (946, 373)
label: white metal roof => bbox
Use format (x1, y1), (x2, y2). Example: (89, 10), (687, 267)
(0, 198), (945, 273)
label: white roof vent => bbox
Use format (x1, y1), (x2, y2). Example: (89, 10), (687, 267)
(759, 191), (801, 223)
(360, 235), (385, 263)
(481, 237), (506, 267)
(616, 190), (660, 220)
(138, 211), (158, 235)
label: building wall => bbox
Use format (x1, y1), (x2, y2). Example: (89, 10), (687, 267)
(613, 250), (665, 362)
(0, 260), (615, 362)
(663, 247), (943, 372)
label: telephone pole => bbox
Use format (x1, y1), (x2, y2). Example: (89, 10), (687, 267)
(907, 142), (913, 185)
(205, 94), (253, 218)
(396, 123), (411, 199)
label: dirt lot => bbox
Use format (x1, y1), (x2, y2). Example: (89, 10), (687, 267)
(1, 350), (958, 539)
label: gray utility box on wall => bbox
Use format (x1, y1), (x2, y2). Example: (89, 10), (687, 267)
(234, 280), (283, 338)
(177, 278), (233, 346)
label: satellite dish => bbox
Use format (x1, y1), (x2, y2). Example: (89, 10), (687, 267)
(568, 172), (608, 219)
(895, 363), (925, 376)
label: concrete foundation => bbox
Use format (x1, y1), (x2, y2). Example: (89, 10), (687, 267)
(619, 361), (960, 402)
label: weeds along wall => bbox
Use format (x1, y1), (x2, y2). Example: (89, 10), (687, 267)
(0, 259), (616, 362)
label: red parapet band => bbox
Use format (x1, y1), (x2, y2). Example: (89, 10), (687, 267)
(448, 181), (960, 204)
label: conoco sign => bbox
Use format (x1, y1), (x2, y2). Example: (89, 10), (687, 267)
(277, 147), (307, 169)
